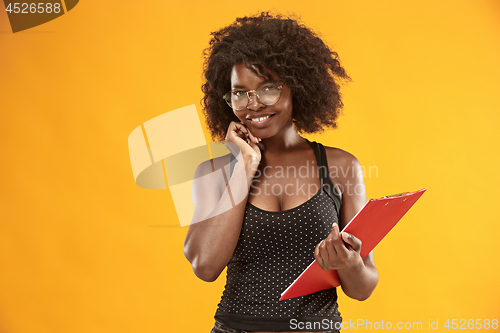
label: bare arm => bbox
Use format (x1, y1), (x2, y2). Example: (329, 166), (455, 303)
(314, 150), (379, 301)
(183, 122), (261, 282)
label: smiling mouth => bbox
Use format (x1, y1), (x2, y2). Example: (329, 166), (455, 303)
(247, 114), (275, 124)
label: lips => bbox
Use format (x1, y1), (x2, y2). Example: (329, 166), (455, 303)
(246, 114), (275, 128)
(248, 114), (272, 121)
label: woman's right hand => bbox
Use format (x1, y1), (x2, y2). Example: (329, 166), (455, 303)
(185, 121), (261, 282)
(225, 121), (262, 173)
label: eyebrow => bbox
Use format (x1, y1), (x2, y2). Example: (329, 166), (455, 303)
(231, 79), (276, 89)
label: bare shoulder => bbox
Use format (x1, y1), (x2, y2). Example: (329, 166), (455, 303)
(190, 153), (235, 226)
(194, 153), (232, 178)
(323, 145), (367, 205)
(322, 145), (365, 190)
(323, 146), (362, 172)
(192, 153), (233, 201)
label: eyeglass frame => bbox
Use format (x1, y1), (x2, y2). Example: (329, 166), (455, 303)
(222, 82), (284, 111)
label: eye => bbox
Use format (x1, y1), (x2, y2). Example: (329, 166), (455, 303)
(232, 90), (246, 98)
(261, 84), (278, 92)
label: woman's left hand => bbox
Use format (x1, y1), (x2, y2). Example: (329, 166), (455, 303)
(314, 223), (363, 271)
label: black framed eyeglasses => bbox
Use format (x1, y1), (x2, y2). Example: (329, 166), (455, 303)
(223, 83), (284, 111)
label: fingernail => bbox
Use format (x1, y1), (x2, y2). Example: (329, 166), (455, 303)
(342, 233), (350, 241)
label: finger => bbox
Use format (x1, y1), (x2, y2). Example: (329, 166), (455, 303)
(233, 122), (248, 134)
(316, 239), (333, 270)
(314, 241), (325, 268)
(322, 229), (337, 262)
(330, 223), (349, 256)
(247, 132), (258, 144)
(233, 126), (249, 141)
(321, 238), (333, 265)
(233, 123), (258, 144)
(251, 133), (260, 144)
(226, 122), (243, 138)
(245, 128), (260, 143)
(341, 232), (362, 253)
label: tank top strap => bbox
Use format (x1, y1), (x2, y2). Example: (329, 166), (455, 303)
(306, 139), (342, 215)
(305, 139), (324, 186)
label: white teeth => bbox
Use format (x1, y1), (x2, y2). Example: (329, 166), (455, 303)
(249, 115), (272, 122)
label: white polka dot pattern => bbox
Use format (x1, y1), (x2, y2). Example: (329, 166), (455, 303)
(215, 187), (341, 322)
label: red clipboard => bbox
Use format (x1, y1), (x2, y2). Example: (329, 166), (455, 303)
(279, 188), (426, 301)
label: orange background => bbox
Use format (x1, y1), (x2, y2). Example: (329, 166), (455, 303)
(1, 0), (499, 332)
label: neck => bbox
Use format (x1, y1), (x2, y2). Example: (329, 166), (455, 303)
(259, 125), (305, 154)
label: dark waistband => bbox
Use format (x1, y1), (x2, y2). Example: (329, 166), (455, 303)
(215, 313), (342, 332)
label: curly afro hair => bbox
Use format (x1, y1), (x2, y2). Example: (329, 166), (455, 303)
(202, 12), (350, 142)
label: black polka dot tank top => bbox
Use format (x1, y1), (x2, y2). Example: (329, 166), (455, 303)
(214, 140), (343, 332)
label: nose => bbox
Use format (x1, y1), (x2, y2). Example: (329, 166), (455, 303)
(246, 91), (264, 110)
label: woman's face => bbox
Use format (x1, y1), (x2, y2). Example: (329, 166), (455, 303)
(229, 63), (293, 139)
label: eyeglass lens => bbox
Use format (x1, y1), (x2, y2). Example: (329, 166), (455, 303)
(229, 84), (281, 110)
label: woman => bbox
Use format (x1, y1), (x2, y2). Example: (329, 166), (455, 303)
(184, 13), (379, 333)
